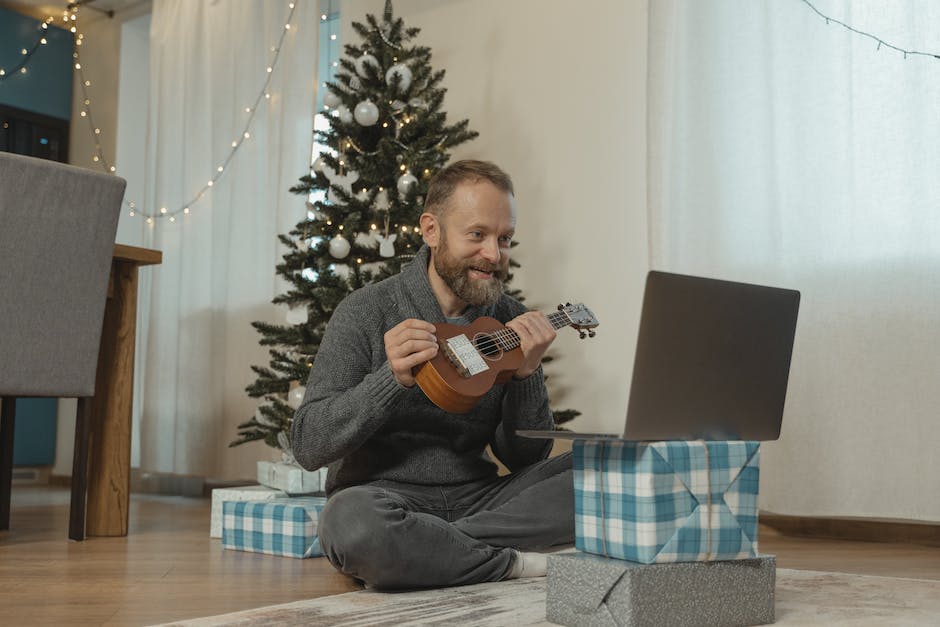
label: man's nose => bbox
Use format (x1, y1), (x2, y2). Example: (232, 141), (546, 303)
(480, 238), (501, 263)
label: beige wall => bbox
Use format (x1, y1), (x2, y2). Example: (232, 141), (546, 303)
(343, 0), (651, 435)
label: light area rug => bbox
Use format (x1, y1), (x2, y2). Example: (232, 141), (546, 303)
(156, 569), (940, 626)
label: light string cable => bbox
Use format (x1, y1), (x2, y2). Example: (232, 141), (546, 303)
(72, 1), (301, 224)
(0, 17), (54, 81)
(800, 0), (940, 60)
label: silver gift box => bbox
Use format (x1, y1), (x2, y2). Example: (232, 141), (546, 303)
(547, 552), (775, 627)
(257, 461), (327, 495)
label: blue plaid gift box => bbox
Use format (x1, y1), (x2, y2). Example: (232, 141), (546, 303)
(573, 440), (760, 564)
(222, 497), (327, 559)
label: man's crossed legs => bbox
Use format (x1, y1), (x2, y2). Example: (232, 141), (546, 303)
(318, 452), (573, 590)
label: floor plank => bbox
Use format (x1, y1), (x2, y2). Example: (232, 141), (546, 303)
(1, 486), (938, 626)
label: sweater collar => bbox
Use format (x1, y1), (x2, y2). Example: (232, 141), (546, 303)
(400, 245), (494, 323)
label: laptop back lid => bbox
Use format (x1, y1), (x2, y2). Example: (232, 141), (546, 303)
(622, 271), (800, 441)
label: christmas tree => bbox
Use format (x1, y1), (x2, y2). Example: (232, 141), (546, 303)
(231, 0), (577, 455)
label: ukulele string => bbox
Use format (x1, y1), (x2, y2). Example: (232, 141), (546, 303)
(459, 312), (571, 354)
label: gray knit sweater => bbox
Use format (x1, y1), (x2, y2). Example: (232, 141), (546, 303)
(292, 245), (554, 494)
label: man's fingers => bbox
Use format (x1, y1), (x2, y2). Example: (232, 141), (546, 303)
(385, 318), (439, 387)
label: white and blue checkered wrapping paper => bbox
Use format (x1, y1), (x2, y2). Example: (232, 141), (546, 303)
(222, 497), (327, 559)
(573, 440), (760, 564)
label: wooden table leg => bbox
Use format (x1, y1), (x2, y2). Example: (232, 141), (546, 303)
(85, 260), (139, 537)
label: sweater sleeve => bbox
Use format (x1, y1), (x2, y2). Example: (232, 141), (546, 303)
(291, 293), (407, 471)
(490, 365), (554, 471)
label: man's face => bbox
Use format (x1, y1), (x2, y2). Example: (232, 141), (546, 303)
(426, 180), (516, 309)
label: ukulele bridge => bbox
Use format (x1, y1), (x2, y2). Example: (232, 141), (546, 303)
(442, 334), (490, 378)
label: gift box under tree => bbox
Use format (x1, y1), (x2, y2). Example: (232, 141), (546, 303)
(573, 439), (760, 564)
(210, 484), (286, 538)
(257, 460), (327, 495)
(222, 496), (327, 559)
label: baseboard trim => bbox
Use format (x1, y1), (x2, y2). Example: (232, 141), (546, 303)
(760, 512), (940, 547)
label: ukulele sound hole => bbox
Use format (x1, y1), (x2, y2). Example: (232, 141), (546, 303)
(473, 333), (503, 360)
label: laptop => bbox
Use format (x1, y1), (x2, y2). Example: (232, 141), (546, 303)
(519, 270), (800, 442)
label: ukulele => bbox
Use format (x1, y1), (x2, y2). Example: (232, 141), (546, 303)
(414, 303), (600, 413)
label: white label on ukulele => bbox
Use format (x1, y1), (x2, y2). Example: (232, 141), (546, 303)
(446, 334), (490, 376)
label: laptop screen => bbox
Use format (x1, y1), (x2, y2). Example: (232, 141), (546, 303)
(622, 271), (800, 441)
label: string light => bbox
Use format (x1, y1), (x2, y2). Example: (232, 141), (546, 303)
(801, 0), (940, 61)
(0, 16), (54, 82)
(64, 1), (300, 225)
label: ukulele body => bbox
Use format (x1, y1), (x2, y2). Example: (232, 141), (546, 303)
(414, 317), (524, 413)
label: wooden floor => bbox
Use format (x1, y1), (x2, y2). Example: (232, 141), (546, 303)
(1, 486), (939, 626)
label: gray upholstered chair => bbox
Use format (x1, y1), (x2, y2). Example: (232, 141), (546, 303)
(0, 152), (125, 540)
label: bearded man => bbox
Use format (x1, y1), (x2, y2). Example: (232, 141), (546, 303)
(292, 160), (574, 590)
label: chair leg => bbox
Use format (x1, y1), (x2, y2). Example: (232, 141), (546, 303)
(0, 397), (16, 531)
(69, 397), (92, 541)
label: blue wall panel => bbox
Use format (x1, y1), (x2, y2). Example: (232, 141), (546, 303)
(12, 398), (58, 466)
(0, 8), (74, 121)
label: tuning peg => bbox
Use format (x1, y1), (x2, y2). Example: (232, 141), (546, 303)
(579, 330), (587, 339)
(566, 302), (572, 307)
(588, 330), (596, 338)
(557, 304), (564, 311)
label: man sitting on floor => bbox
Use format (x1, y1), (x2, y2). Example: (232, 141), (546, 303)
(292, 159), (573, 590)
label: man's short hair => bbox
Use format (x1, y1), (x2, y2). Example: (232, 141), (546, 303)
(424, 160), (514, 216)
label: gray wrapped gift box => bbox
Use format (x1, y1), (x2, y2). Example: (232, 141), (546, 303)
(546, 552), (775, 627)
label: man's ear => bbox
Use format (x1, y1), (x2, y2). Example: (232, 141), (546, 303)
(420, 212), (440, 247)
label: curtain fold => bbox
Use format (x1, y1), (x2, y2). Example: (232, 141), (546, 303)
(138, 0), (318, 479)
(649, 0), (940, 521)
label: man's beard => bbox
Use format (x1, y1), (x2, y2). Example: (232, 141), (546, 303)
(433, 234), (508, 307)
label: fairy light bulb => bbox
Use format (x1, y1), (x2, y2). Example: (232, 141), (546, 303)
(217, 166), (224, 172)
(184, 207), (190, 214)
(244, 132), (250, 139)
(160, 207), (167, 214)
(207, 180), (214, 187)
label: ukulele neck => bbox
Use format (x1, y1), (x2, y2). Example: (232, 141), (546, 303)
(494, 310), (572, 351)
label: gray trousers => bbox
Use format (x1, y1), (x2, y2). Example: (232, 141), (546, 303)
(317, 452), (574, 590)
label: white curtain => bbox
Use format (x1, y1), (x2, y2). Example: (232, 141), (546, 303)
(649, 0), (940, 521)
(137, 0), (318, 480)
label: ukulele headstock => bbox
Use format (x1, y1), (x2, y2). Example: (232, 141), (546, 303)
(558, 302), (599, 339)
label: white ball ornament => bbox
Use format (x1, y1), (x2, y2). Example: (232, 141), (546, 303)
(323, 89), (342, 109)
(287, 386), (306, 410)
(335, 105), (353, 124)
(385, 63), (412, 92)
(355, 53), (380, 78)
(353, 100), (380, 126)
(329, 234), (351, 259)
(397, 172), (418, 196)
